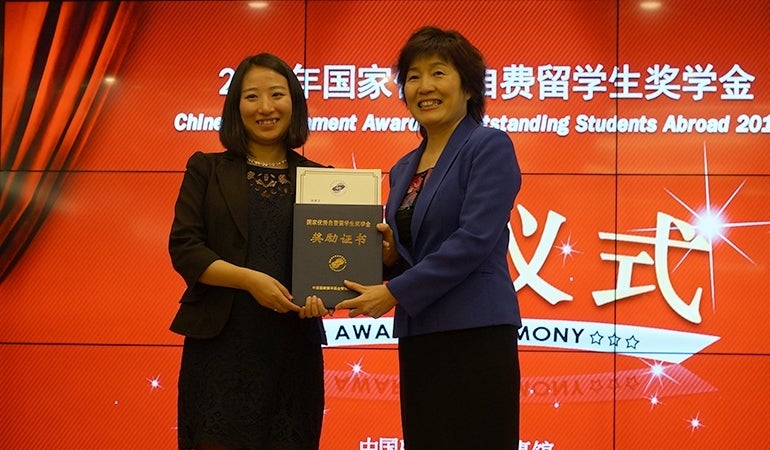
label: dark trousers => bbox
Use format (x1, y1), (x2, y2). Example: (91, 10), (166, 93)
(398, 325), (520, 450)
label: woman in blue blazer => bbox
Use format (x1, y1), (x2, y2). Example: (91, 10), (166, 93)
(338, 27), (522, 449)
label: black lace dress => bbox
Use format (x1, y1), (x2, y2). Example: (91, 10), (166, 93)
(178, 167), (325, 450)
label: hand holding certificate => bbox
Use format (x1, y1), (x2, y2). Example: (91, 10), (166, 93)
(292, 168), (383, 308)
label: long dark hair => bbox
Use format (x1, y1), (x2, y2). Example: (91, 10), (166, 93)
(219, 53), (309, 156)
(396, 26), (486, 124)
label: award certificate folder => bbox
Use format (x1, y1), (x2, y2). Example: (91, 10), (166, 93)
(292, 203), (383, 308)
(296, 167), (381, 205)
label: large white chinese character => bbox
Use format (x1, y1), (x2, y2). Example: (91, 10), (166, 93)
(719, 63), (755, 100)
(324, 64), (356, 99)
(610, 64), (643, 99)
(573, 64), (608, 100)
(509, 205), (574, 304)
(358, 64), (393, 99)
(537, 64), (571, 100)
(592, 213), (710, 323)
(645, 64), (681, 100)
(682, 64), (717, 101)
(293, 63), (321, 99)
(500, 64), (535, 100)
(593, 251), (655, 306)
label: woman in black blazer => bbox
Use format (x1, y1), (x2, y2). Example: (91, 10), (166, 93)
(169, 53), (329, 450)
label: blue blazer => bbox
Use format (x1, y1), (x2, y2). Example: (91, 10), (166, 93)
(385, 116), (522, 338)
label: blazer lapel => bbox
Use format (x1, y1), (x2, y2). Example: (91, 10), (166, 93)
(410, 116), (477, 246)
(387, 147), (422, 267)
(217, 154), (249, 240)
(215, 149), (316, 242)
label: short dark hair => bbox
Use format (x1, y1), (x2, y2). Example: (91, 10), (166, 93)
(219, 53), (309, 155)
(396, 26), (486, 123)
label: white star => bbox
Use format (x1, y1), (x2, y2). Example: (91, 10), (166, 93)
(641, 360), (678, 392)
(347, 357), (368, 381)
(687, 412), (704, 434)
(664, 143), (770, 311)
(147, 374), (162, 391)
(648, 393), (661, 410)
(632, 144), (770, 314)
(555, 234), (581, 267)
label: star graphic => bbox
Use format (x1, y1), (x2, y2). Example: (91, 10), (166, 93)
(629, 144), (770, 318)
(590, 331), (604, 345)
(641, 360), (679, 392)
(625, 335), (640, 349)
(648, 393), (661, 410)
(347, 357), (369, 382)
(147, 374), (162, 392)
(662, 143), (770, 312)
(608, 334), (620, 347)
(554, 234), (582, 267)
(687, 412), (704, 434)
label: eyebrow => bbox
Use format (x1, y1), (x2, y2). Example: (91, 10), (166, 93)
(408, 59), (451, 71)
(241, 85), (288, 92)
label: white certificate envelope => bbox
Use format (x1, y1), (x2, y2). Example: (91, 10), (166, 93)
(296, 167), (381, 205)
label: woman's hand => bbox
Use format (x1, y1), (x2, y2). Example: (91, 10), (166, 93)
(243, 270), (300, 313)
(198, 260), (300, 313)
(378, 223), (400, 267)
(299, 295), (332, 318)
(335, 280), (397, 318)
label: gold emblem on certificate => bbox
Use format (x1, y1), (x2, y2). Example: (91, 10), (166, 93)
(328, 254), (348, 272)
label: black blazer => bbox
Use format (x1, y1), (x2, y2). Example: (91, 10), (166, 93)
(168, 149), (325, 339)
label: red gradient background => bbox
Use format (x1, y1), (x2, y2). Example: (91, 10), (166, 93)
(2, 1), (769, 448)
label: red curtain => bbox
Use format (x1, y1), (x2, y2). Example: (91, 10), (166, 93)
(0, 1), (139, 281)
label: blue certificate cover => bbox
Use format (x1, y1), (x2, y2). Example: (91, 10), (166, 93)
(292, 203), (383, 307)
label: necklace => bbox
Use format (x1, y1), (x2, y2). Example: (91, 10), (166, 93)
(246, 155), (288, 167)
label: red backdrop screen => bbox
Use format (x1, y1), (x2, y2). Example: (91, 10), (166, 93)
(2, 1), (769, 448)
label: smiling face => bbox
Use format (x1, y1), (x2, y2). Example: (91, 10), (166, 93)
(239, 65), (293, 154)
(403, 54), (470, 138)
